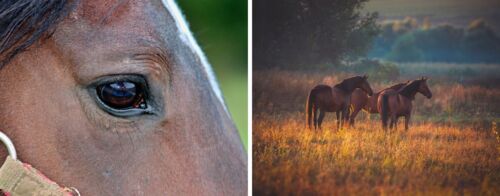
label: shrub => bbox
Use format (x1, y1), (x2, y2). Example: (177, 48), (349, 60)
(350, 59), (400, 81)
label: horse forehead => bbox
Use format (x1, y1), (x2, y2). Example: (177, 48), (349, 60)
(416, 80), (425, 87)
(58, 0), (229, 113)
(76, 0), (145, 24)
(421, 81), (430, 89)
(358, 78), (368, 85)
(51, 1), (173, 73)
(58, 0), (170, 44)
(69, 1), (176, 34)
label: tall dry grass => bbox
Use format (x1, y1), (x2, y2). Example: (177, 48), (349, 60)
(253, 117), (500, 195)
(253, 65), (500, 195)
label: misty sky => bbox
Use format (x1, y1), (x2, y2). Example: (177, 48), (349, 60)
(364, 0), (500, 32)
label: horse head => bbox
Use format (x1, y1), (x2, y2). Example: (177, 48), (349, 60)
(359, 75), (373, 96)
(419, 76), (432, 99)
(0, 0), (246, 195)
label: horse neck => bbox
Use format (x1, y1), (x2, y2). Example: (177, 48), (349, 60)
(377, 83), (404, 94)
(390, 83), (406, 90)
(398, 81), (420, 100)
(334, 79), (356, 94)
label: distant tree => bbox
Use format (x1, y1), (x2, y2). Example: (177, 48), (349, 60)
(368, 19), (413, 59)
(386, 34), (422, 62)
(254, 0), (379, 68)
(462, 19), (500, 63)
(414, 25), (464, 62)
(369, 18), (500, 63)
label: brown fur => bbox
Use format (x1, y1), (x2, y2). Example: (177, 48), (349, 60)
(348, 82), (408, 126)
(0, 1), (246, 195)
(306, 75), (373, 130)
(378, 77), (433, 130)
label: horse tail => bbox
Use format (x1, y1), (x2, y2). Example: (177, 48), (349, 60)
(381, 94), (389, 129)
(306, 89), (315, 129)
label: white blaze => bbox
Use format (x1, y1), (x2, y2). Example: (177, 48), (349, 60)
(161, 0), (229, 114)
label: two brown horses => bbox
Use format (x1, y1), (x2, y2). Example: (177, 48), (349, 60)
(379, 77), (432, 130)
(306, 76), (373, 129)
(348, 81), (408, 126)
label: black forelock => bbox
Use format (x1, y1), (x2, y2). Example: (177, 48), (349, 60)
(0, 0), (76, 68)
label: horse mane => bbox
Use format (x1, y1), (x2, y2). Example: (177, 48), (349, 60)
(334, 76), (362, 93)
(398, 80), (422, 99)
(388, 82), (407, 90)
(0, 0), (76, 68)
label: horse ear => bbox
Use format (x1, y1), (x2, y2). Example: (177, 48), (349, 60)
(423, 76), (428, 81)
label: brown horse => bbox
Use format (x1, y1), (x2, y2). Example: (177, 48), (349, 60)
(379, 77), (433, 130)
(0, 0), (245, 195)
(306, 75), (373, 129)
(348, 81), (408, 126)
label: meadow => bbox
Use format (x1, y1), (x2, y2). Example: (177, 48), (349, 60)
(253, 63), (500, 195)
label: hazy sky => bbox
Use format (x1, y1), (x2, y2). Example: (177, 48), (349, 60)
(364, 0), (500, 31)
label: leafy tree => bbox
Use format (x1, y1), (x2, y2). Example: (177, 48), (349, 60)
(254, 0), (379, 68)
(462, 19), (500, 63)
(386, 34), (422, 62)
(370, 18), (500, 63)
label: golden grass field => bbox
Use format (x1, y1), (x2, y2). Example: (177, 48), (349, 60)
(253, 64), (500, 195)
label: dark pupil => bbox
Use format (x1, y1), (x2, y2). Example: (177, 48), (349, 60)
(98, 81), (143, 109)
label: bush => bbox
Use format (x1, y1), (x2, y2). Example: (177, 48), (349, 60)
(369, 18), (500, 63)
(350, 59), (400, 81)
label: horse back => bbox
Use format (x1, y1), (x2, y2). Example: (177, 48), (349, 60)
(377, 89), (396, 114)
(311, 85), (333, 108)
(311, 85), (345, 112)
(378, 89), (412, 116)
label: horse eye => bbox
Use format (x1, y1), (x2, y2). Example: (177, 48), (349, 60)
(96, 81), (147, 110)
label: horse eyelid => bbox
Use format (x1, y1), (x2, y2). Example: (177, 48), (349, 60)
(89, 74), (149, 88)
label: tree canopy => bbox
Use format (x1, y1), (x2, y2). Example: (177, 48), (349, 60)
(369, 18), (500, 63)
(254, 0), (379, 69)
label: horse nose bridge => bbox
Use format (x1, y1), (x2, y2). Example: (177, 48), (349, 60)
(365, 82), (373, 94)
(367, 86), (374, 95)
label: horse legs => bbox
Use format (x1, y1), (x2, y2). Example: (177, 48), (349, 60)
(313, 107), (319, 129)
(393, 117), (399, 131)
(389, 115), (397, 130)
(404, 114), (411, 130)
(341, 107), (349, 128)
(318, 110), (326, 130)
(349, 106), (361, 127)
(336, 111), (340, 130)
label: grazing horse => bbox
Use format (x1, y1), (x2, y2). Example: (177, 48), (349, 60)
(306, 75), (373, 129)
(379, 77), (433, 130)
(348, 81), (408, 126)
(0, 0), (246, 195)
